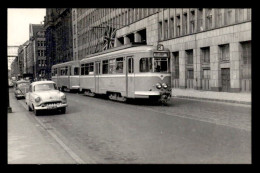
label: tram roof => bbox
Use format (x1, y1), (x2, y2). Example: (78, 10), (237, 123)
(52, 60), (79, 68)
(80, 44), (162, 63)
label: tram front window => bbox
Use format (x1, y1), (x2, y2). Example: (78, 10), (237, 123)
(154, 58), (169, 72)
(140, 58), (152, 72)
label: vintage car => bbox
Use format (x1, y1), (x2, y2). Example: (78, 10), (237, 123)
(25, 81), (68, 116)
(14, 80), (30, 99)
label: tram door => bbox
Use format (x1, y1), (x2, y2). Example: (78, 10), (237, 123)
(95, 61), (101, 93)
(126, 56), (135, 97)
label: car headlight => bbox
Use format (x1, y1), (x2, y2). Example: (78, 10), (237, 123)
(35, 97), (41, 102)
(61, 94), (66, 100)
(156, 83), (162, 89)
(162, 83), (168, 89)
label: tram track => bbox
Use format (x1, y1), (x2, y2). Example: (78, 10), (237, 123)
(66, 92), (251, 132)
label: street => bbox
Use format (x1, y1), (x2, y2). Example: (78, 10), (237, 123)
(8, 88), (251, 164)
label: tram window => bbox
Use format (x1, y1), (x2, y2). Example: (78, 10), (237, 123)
(89, 62), (94, 75)
(140, 58), (152, 72)
(102, 60), (108, 74)
(74, 67), (79, 75)
(116, 57), (123, 73)
(65, 66), (68, 75)
(128, 58), (134, 73)
(85, 64), (89, 75)
(81, 64), (85, 75)
(109, 59), (116, 74)
(154, 58), (169, 72)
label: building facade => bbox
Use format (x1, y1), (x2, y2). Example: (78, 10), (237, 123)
(44, 8), (73, 79)
(72, 8), (251, 93)
(29, 24), (47, 79)
(17, 40), (30, 77)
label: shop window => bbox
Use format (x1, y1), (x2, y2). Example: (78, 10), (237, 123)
(186, 50), (193, 65)
(201, 47), (210, 63)
(203, 69), (211, 79)
(219, 44), (230, 62)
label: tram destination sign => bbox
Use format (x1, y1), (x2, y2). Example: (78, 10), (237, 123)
(153, 52), (169, 57)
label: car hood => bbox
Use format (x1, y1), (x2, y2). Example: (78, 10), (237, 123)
(34, 90), (64, 101)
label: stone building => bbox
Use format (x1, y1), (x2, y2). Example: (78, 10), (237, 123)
(44, 8), (73, 79)
(72, 8), (251, 93)
(29, 24), (47, 79)
(17, 40), (30, 77)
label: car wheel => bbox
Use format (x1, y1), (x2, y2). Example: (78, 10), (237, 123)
(60, 107), (66, 114)
(28, 105), (32, 111)
(33, 106), (40, 116)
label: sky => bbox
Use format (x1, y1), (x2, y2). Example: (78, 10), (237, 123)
(8, 8), (46, 46)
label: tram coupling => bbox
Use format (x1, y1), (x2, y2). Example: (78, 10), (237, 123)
(159, 92), (171, 104)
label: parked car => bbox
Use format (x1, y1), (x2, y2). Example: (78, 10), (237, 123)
(9, 79), (14, 87)
(14, 80), (30, 99)
(25, 81), (68, 116)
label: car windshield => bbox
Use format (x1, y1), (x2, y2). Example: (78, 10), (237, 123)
(17, 83), (30, 88)
(34, 83), (57, 91)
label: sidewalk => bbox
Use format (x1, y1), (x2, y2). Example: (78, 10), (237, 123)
(8, 92), (76, 164)
(172, 88), (251, 105)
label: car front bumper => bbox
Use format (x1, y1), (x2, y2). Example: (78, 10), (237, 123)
(15, 94), (25, 98)
(34, 103), (68, 110)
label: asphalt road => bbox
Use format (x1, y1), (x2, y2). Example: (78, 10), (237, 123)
(12, 90), (251, 164)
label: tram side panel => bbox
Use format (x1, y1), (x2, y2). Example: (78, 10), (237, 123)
(70, 76), (80, 90)
(80, 75), (95, 92)
(98, 75), (126, 96)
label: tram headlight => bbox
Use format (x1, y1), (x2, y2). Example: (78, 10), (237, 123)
(156, 83), (162, 89)
(162, 83), (168, 89)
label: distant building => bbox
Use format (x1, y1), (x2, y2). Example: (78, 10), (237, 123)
(29, 24), (47, 79)
(44, 8), (73, 79)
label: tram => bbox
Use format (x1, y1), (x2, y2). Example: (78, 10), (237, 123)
(79, 44), (172, 103)
(51, 61), (80, 92)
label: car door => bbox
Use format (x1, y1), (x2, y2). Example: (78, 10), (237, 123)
(26, 84), (32, 106)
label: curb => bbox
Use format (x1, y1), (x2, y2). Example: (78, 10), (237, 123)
(173, 95), (251, 105)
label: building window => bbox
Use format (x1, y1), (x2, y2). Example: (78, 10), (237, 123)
(186, 50), (193, 65)
(159, 21), (163, 40)
(241, 41), (251, 79)
(187, 69), (194, 79)
(203, 69), (211, 79)
(219, 44), (230, 62)
(190, 10), (195, 34)
(206, 8), (212, 30)
(201, 47), (210, 64)
(183, 13), (187, 35)
(170, 17), (174, 38)
(173, 52), (179, 79)
(176, 15), (181, 36)
(197, 8), (203, 31)
(247, 8), (251, 20)
(140, 58), (152, 72)
(164, 20), (168, 39)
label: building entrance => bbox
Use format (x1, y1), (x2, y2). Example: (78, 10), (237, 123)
(221, 68), (230, 92)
